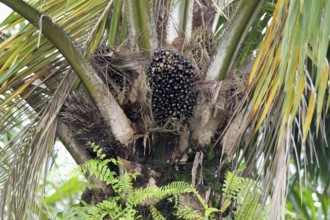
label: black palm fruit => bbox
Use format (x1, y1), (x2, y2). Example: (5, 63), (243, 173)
(146, 49), (198, 127)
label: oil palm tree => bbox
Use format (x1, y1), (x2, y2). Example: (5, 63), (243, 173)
(0, 0), (329, 219)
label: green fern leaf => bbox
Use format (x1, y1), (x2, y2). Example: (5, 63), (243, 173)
(150, 206), (166, 220)
(176, 205), (204, 220)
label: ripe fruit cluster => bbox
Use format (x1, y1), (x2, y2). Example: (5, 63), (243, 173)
(146, 50), (198, 126)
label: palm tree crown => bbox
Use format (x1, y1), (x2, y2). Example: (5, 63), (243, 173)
(0, 0), (329, 219)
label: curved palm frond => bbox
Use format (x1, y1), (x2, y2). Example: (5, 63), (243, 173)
(125, 0), (159, 53)
(287, 114), (330, 219)
(206, 0), (264, 81)
(0, 0), (131, 218)
(221, 0), (329, 219)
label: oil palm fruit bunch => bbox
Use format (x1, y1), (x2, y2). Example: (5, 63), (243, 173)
(146, 49), (198, 127)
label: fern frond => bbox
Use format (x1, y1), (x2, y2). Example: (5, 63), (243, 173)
(222, 171), (244, 199)
(158, 181), (194, 199)
(61, 206), (90, 220)
(127, 182), (194, 207)
(69, 159), (218, 219)
(79, 159), (117, 185)
(127, 186), (160, 206)
(234, 185), (267, 220)
(112, 172), (138, 194)
(63, 199), (139, 220)
(150, 206), (166, 220)
(89, 142), (106, 160)
(190, 188), (209, 210)
(87, 199), (123, 220)
(176, 205), (204, 220)
(221, 171), (268, 220)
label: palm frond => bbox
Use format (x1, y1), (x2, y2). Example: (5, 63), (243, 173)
(2, 0), (134, 144)
(188, 0), (266, 148)
(108, 0), (123, 47)
(221, 0), (330, 219)
(206, 0), (265, 80)
(0, 0), (130, 218)
(0, 0), (110, 134)
(165, 0), (194, 45)
(124, 0), (159, 53)
(0, 70), (76, 219)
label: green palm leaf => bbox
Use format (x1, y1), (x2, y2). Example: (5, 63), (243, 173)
(0, 0), (129, 218)
(222, 0), (329, 218)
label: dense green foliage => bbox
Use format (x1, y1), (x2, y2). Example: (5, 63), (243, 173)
(57, 153), (271, 220)
(59, 158), (218, 220)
